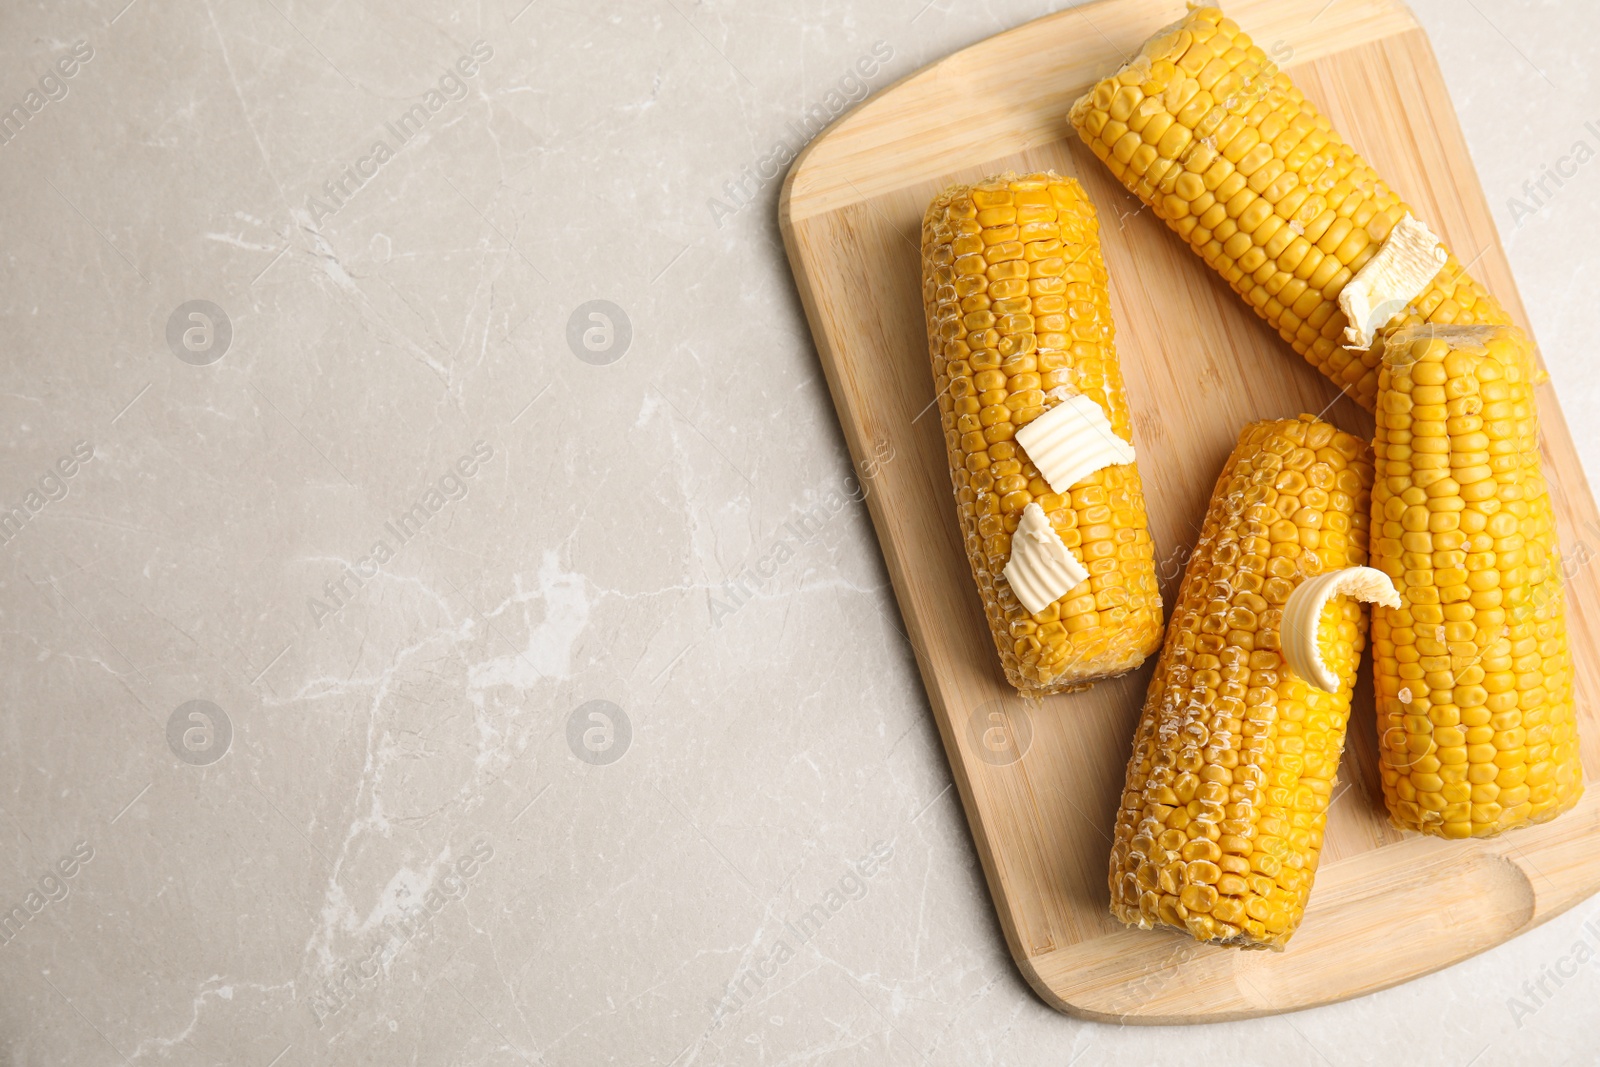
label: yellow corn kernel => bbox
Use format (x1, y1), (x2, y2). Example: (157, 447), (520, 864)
(1372, 325), (1583, 835)
(922, 173), (1163, 695)
(1068, 6), (1511, 412)
(1109, 415), (1375, 949)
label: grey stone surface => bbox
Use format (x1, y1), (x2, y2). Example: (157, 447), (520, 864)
(0, 1), (1595, 1064)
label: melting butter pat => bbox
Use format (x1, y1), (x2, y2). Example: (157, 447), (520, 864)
(1013, 393), (1135, 496)
(1281, 566), (1401, 692)
(1002, 503), (1090, 616)
(1338, 214), (1448, 350)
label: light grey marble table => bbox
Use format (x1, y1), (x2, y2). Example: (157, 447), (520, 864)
(2, 1), (1597, 1064)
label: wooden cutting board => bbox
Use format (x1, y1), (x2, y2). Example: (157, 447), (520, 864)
(780, 0), (1600, 1024)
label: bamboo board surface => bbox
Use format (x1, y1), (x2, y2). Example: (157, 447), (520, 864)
(779, 0), (1600, 1024)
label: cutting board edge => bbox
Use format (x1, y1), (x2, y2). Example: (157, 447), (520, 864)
(1022, 799), (1600, 1023)
(779, 204), (1063, 1012)
(780, 0), (1422, 224)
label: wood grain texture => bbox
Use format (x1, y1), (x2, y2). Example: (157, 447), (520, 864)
(779, 0), (1600, 1024)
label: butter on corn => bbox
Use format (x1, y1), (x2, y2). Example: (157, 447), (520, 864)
(1109, 415), (1374, 949)
(1339, 215), (1448, 351)
(1068, 6), (1511, 412)
(922, 172), (1163, 696)
(1014, 391), (1137, 495)
(1281, 566), (1399, 692)
(1372, 325), (1583, 837)
(1004, 502), (1092, 614)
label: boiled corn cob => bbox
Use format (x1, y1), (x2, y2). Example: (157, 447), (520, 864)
(922, 173), (1162, 696)
(1068, 5), (1511, 412)
(1109, 415), (1376, 948)
(1372, 325), (1582, 837)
